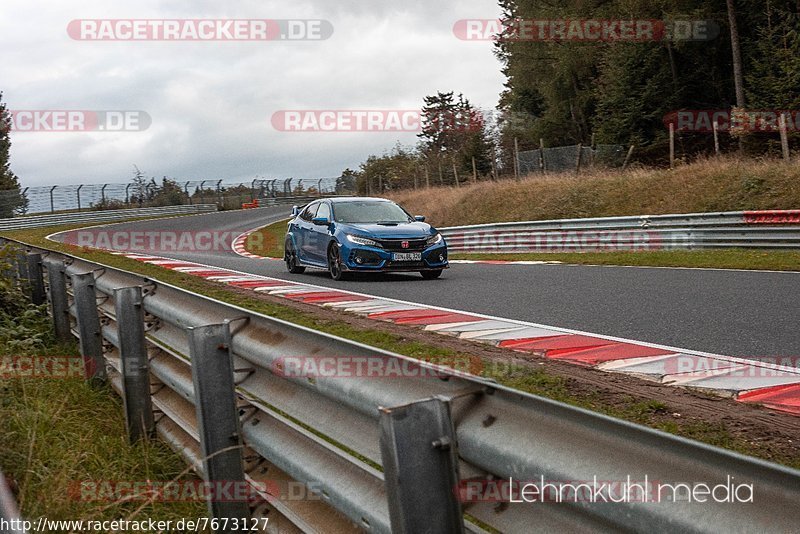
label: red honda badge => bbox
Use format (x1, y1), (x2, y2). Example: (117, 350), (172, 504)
(401, 241), (410, 249)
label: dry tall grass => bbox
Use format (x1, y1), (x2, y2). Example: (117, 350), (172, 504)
(387, 157), (800, 227)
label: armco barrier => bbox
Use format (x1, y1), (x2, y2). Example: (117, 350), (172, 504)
(3, 239), (800, 533)
(440, 210), (800, 253)
(0, 204), (218, 232)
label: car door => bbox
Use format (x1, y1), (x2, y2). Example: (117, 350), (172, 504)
(294, 202), (318, 263)
(309, 202), (332, 263)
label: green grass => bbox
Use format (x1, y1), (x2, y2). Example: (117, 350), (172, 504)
(452, 249), (800, 271)
(242, 218), (288, 258)
(0, 266), (208, 525)
(2, 226), (799, 469)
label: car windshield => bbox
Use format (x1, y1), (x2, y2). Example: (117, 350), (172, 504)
(333, 201), (411, 224)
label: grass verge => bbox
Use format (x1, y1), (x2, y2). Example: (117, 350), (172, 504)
(242, 218), (288, 258)
(452, 249), (800, 271)
(0, 248), (208, 525)
(387, 157), (800, 228)
(2, 224), (798, 469)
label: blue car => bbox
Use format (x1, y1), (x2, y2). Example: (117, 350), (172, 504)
(284, 197), (448, 280)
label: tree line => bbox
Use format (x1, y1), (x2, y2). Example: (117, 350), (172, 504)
(344, 0), (799, 193)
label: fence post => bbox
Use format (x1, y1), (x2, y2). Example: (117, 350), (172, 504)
(622, 145), (636, 171)
(379, 397), (464, 534)
(26, 253), (46, 306)
(43, 257), (71, 341)
(77, 184), (84, 211)
(187, 323), (250, 521)
(15, 249), (28, 286)
(425, 165), (430, 188)
(114, 286), (155, 443)
(780, 113), (791, 162)
(452, 163), (460, 187)
(471, 157), (478, 183)
(575, 143), (583, 175)
(539, 138), (546, 173)
(71, 271), (106, 383)
(713, 121), (720, 155)
(669, 123), (675, 169)
(513, 137), (520, 179)
(50, 186), (57, 213)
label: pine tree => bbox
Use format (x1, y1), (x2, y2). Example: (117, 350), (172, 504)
(0, 92), (25, 217)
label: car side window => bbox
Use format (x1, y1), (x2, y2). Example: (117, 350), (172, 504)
(316, 203), (330, 221)
(300, 203), (319, 221)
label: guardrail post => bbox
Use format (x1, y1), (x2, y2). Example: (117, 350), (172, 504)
(379, 397), (464, 534)
(43, 258), (71, 340)
(15, 249), (28, 285)
(26, 253), (46, 305)
(188, 323), (250, 522)
(71, 272), (106, 383)
(114, 286), (155, 443)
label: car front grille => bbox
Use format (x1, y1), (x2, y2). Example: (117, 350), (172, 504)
(377, 238), (428, 251)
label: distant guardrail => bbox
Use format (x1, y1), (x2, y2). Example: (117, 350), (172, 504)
(3, 238), (800, 532)
(440, 210), (800, 253)
(0, 204), (218, 232)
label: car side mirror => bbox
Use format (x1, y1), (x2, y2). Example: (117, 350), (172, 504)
(312, 216), (330, 226)
(291, 205), (300, 216)
(414, 215), (426, 222)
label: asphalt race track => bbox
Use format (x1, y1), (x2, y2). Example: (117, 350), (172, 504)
(59, 207), (800, 357)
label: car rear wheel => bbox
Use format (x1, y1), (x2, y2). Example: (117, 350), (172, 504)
(420, 269), (443, 279)
(285, 242), (305, 274)
(328, 244), (348, 281)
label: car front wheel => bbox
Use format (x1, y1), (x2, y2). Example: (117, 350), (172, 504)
(328, 243), (348, 281)
(285, 242), (306, 274)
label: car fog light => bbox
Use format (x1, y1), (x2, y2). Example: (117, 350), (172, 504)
(355, 257), (364, 264)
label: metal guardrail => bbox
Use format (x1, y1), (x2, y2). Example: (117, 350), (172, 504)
(0, 204), (218, 232)
(439, 210), (800, 253)
(3, 240), (800, 533)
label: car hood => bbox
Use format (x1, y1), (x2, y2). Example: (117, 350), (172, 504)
(337, 221), (435, 239)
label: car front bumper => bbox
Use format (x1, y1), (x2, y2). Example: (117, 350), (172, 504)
(341, 243), (449, 272)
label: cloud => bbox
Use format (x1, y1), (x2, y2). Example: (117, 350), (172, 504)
(0, 0), (504, 187)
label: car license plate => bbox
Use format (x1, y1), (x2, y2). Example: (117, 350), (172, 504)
(392, 252), (422, 262)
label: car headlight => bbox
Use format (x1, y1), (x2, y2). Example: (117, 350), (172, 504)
(426, 233), (443, 246)
(346, 234), (381, 247)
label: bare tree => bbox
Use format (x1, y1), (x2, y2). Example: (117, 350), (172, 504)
(726, 0), (746, 107)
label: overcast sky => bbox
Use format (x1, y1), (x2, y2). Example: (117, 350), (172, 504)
(1, 0), (505, 187)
